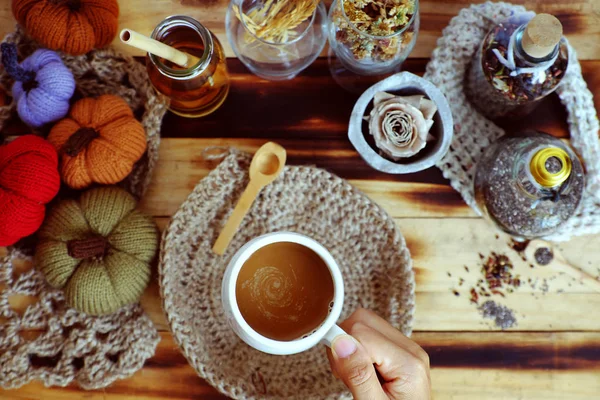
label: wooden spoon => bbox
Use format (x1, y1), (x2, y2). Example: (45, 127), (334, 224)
(212, 142), (287, 255)
(525, 239), (600, 292)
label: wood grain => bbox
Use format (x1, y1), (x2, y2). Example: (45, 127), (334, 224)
(155, 58), (596, 141)
(139, 217), (600, 332)
(1, 0), (600, 398)
(4, 332), (599, 399)
(2, 1), (598, 60)
(140, 138), (470, 217)
(3, 58), (598, 143)
(8, 216), (600, 332)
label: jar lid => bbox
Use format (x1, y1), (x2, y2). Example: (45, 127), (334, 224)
(530, 147), (572, 187)
(521, 13), (563, 59)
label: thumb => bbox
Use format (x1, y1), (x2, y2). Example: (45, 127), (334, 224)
(331, 335), (387, 400)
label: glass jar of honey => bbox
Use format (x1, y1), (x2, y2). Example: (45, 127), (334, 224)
(147, 15), (230, 118)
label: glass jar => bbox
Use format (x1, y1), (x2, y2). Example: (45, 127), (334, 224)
(474, 131), (585, 240)
(225, 0), (327, 80)
(328, 0), (419, 76)
(465, 13), (569, 119)
(147, 16), (230, 118)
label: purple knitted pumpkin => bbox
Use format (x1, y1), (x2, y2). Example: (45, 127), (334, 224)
(1, 43), (75, 128)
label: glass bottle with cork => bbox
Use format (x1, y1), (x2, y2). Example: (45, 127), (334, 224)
(133, 15), (230, 118)
(465, 13), (569, 119)
(474, 131), (585, 240)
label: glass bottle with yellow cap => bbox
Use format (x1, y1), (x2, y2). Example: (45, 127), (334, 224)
(474, 131), (584, 239)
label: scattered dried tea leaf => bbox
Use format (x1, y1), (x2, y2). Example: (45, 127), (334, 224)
(534, 247), (554, 266)
(478, 300), (517, 330)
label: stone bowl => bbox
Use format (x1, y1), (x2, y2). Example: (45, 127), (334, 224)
(348, 72), (453, 174)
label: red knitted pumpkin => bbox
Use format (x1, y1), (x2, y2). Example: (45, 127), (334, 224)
(0, 135), (60, 246)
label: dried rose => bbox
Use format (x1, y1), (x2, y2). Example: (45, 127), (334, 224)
(366, 92), (437, 160)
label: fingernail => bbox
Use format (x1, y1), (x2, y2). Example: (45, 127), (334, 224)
(332, 335), (357, 359)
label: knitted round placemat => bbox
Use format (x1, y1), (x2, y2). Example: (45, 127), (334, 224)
(0, 26), (165, 390)
(0, 25), (169, 199)
(424, 2), (600, 241)
(159, 150), (415, 400)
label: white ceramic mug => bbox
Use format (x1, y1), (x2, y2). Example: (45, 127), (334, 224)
(222, 232), (346, 355)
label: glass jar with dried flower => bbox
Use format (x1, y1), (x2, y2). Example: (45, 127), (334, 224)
(465, 13), (569, 119)
(226, 0), (327, 80)
(328, 0), (419, 75)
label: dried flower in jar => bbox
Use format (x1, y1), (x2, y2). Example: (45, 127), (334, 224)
(366, 92), (437, 160)
(233, 0), (317, 44)
(465, 13), (569, 118)
(332, 0), (416, 61)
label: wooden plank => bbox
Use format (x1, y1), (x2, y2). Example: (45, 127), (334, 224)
(6, 218), (599, 332)
(1, 1), (598, 60)
(4, 331), (600, 399)
(146, 217), (600, 331)
(400, 218), (600, 331)
(3, 57), (596, 142)
(6, 214), (599, 332)
(154, 57), (586, 141)
(140, 137), (471, 217)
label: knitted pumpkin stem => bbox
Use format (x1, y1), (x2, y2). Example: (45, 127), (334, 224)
(49, 0), (82, 9)
(65, 0), (82, 11)
(67, 235), (109, 259)
(0, 43), (37, 89)
(63, 127), (100, 157)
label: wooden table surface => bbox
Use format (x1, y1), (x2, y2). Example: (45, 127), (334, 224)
(2, 1), (600, 399)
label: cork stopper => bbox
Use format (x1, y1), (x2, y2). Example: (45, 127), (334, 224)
(521, 14), (563, 59)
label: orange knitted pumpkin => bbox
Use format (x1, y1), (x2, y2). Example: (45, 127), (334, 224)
(48, 95), (147, 189)
(12, 0), (119, 55)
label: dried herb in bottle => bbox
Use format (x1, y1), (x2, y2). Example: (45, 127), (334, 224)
(474, 131), (585, 239)
(465, 13), (568, 119)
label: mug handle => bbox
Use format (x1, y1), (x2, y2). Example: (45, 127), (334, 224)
(320, 324), (347, 347)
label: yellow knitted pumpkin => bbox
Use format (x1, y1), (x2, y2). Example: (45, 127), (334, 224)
(35, 186), (158, 316)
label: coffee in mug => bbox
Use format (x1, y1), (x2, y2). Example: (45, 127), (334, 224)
(236, 242), (334, 341)
(222, 232), (346, 355)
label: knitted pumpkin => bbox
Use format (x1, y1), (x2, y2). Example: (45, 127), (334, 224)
(35, 186), (158, 316)
(12, 0), (120, 56)
(0, 135), (60, 246)
(48, 94), (147, 189)
(0, 43), (75, 128)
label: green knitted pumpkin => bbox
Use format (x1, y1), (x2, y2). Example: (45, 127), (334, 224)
(35, 186), (158, 316)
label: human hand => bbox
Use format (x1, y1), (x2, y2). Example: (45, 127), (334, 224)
(326, 308), (431, 400)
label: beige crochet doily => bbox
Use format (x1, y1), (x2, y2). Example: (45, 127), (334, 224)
(0, 27), (167, 390)
(424, 2), (600, 241)
(159, 150), (415, 400)
(0, 248), (159, 390)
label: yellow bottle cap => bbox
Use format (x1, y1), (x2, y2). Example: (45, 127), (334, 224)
(530, 147), (572, 188)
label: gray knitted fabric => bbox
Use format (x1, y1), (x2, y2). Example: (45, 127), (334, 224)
(425, 2), (600, 241)
(0, 26), (167, 390)
(159, 150), (415, 399)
